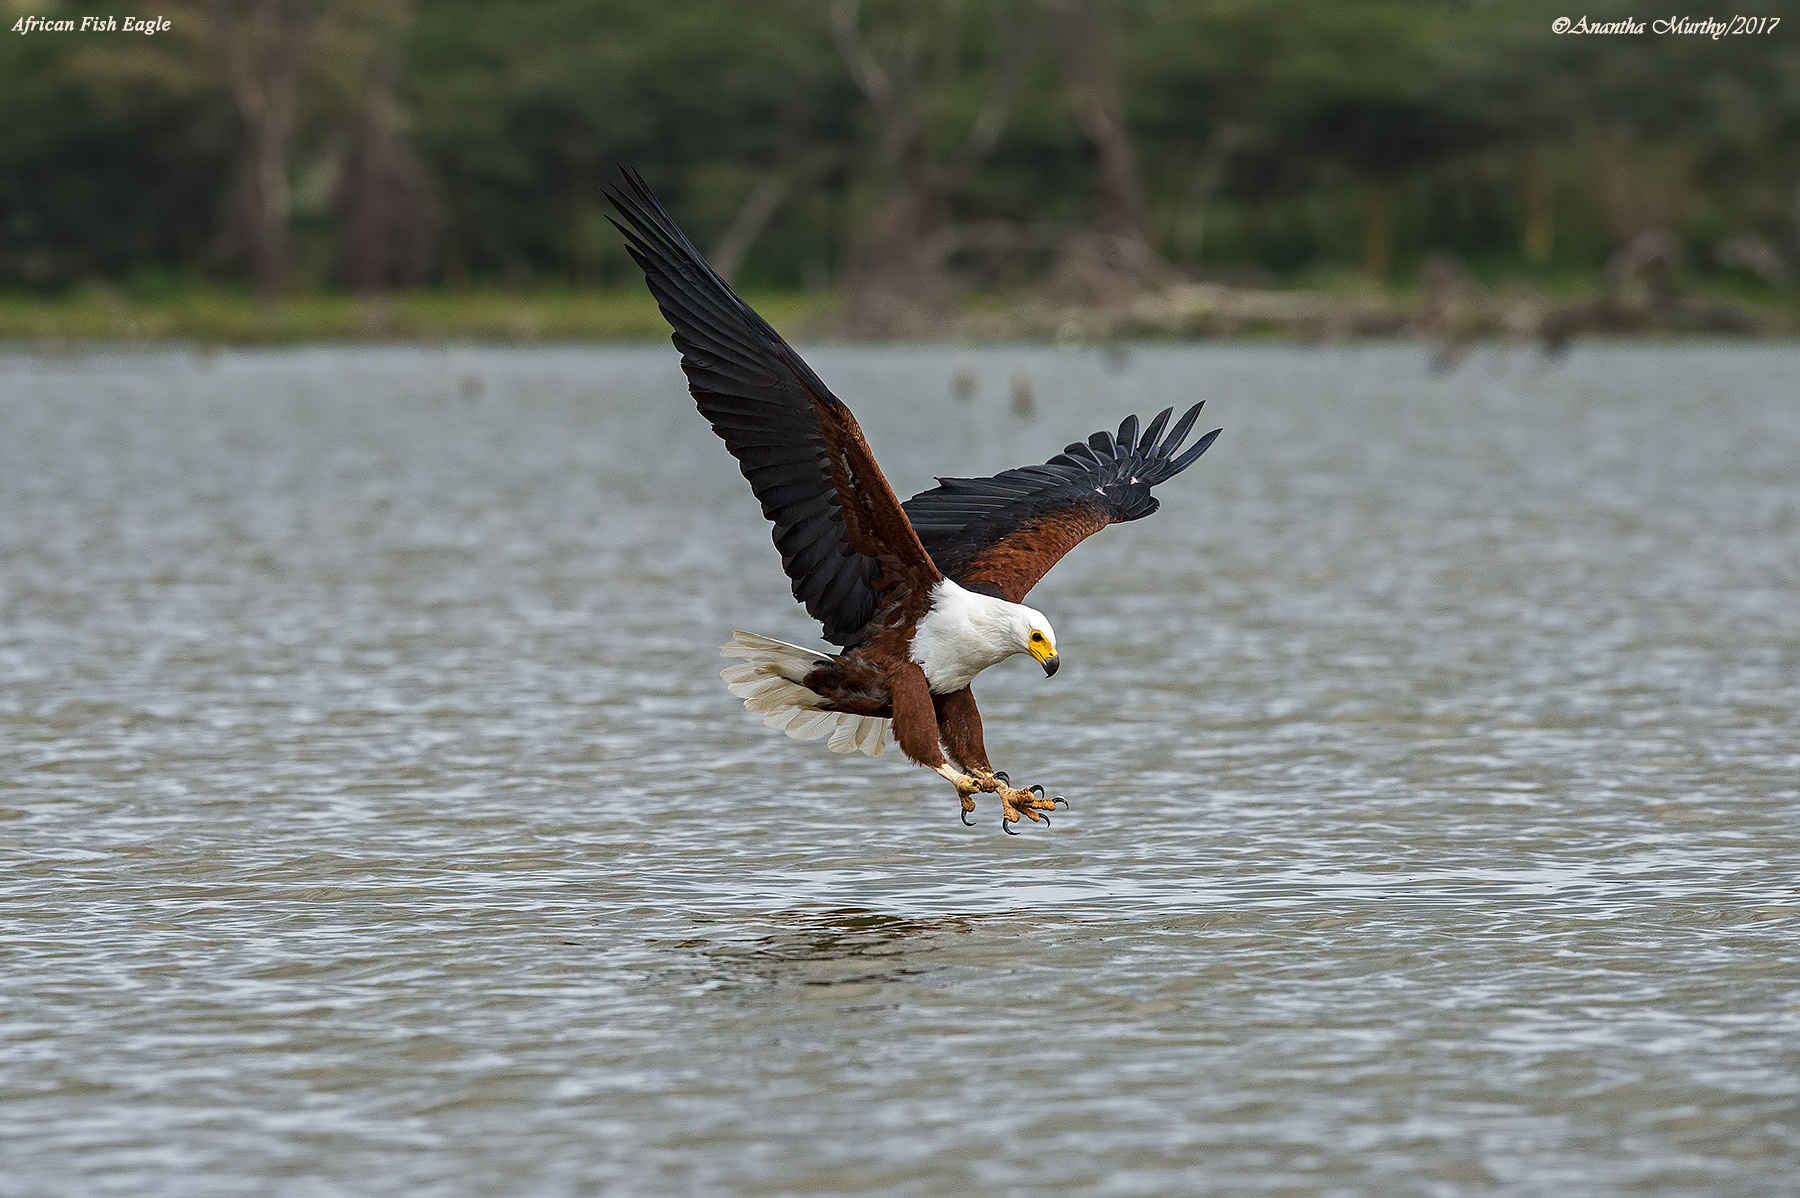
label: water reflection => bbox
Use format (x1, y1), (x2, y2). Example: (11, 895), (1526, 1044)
(695, 909), (978, 991)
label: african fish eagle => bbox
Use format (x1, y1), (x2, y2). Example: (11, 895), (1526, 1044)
(607, 168), (1221, 833)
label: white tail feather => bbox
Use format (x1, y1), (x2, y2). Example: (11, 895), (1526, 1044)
(720, 631), (887, 757)
(854, 715), (884, 754)
(786, 710), (837, 740)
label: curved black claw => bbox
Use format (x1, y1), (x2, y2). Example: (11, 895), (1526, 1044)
(1053, 796), (1069, 809)
(993, 771), (1010, 785)
(1028, 784), (1044, 797)
(1001, 813), (1021, 836)
(960, 806), (977, 827)
(1037, 811), (1051, 827)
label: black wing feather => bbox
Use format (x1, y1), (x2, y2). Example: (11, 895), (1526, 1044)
(903, 402), (1222, 587)
(606, 168), (883, 646)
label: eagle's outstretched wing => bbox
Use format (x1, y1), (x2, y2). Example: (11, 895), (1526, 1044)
(903, 405), (1221, 603)
(606, 167), (939, 646)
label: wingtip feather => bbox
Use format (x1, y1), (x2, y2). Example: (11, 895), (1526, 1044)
(1116, 413), (1139, 450)
(1162, 403), (1203, 455)
(1138, 407), (1173, 454)
(1165, 426), (1222, 475)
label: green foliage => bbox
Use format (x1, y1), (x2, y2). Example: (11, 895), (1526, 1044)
(0, 282), (833, 341)
(404, 0), (852, 288)
(0, 5), (233, 286)
(3, 0), (1798, 294)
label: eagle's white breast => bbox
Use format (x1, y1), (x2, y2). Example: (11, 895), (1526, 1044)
(910, 579), (1046, 694)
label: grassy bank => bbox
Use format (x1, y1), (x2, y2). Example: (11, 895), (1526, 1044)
(2, 281), (1793, 346)
(0, 286), (836, 345)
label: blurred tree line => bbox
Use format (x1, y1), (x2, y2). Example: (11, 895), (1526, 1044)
(4, 0), (1798, 327)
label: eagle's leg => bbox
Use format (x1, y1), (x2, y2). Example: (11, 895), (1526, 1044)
(891, 665), (991, 823)
(929, 763), (982, 824)
(934, 686), (1063, 830)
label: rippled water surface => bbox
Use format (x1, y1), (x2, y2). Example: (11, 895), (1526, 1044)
(3, 343), (1797, 1194)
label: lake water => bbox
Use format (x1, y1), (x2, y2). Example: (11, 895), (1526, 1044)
(2, 342), (1796, 1194)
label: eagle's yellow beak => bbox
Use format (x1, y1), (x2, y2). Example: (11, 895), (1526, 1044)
(1029, 634), (1059, 677)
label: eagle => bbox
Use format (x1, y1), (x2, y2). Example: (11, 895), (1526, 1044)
(607, 168), (1220, 833)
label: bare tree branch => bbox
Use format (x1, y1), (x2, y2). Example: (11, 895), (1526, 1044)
(709, 173), (793, 287)
(1176, 122), (1248, 265)
(828, 0), (898, 120)
(943, 0), (1037, 188)
(1046, 0), (1143, 238)
(827, 0), (1044, 331)
(337, 0), (436, 300)
(205, 0), (320, 311)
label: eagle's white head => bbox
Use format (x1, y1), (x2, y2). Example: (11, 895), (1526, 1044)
(1009, 605), (1060, 676)
(911, 579), (1059, 694)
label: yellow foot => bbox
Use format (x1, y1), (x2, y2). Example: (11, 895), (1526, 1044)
(934, 766), (1065, 833)
(984, 772), (1065, 835)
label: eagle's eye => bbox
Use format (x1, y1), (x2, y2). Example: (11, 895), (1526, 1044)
(1030, 631), (1044, 642)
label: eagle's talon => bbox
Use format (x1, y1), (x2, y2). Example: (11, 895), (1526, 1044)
(1001, 814), (1021, 835)
(1028, 784), (1044, 797)
(960, 806), (977, 827)
(1053, 796), (1069, 809)
(994, 771), (1010, 785)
